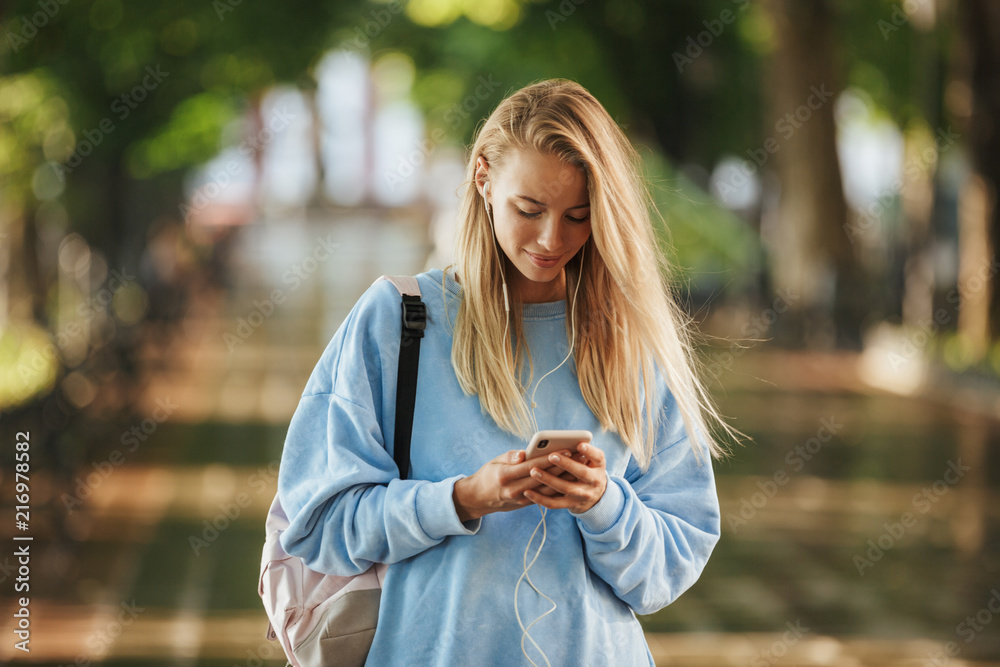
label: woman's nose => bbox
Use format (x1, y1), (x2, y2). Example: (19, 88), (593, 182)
(536, 215), (562, 251)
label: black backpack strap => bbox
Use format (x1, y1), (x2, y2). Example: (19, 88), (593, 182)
(373, 276), (425, 480)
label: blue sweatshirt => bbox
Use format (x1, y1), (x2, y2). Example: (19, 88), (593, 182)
(277, 267), (721, 666)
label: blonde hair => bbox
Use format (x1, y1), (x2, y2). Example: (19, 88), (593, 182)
(447, 78), (736, 469)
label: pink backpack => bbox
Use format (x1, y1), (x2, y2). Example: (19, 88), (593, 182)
(258, 276), (426, 666)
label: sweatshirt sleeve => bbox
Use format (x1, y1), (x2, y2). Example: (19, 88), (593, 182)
(570, 380), (721, 616)
(276, 279), (480, 576)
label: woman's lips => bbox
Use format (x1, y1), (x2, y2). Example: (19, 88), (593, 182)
(526, 251), (562, 268)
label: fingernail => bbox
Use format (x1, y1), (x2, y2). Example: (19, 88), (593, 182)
(580, 443), (588, 451)
(549, 454), (560, 463)
(531, 468), (542, 478)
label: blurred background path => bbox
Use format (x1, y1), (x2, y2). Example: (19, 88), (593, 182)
(4, 2), (1000, 664)
(2, 209), (999, 666)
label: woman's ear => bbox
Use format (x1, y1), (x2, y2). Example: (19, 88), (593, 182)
(475, 157), (490, 198)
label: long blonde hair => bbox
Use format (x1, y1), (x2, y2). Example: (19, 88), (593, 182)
(447, 78), (735, 469)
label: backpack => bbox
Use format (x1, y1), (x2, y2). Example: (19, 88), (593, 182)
(258, 275), (426, 667)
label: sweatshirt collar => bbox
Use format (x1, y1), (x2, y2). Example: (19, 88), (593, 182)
(435, 268), (566, 320)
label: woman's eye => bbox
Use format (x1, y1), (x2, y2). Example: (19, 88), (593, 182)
(516, 208), (588, 223)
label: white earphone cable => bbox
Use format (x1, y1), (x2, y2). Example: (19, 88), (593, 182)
(527, 243), (584, 430)
(485, 181), (589, 666)
(515, 245), (583, 666)
(485, 182), (585, 666)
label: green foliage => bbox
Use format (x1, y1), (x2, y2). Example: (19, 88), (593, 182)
(125, 91), (241, 179)
(641, 146), (760, 292)
(837, 0), (952, 128)
(0, 322), (59, 411)
(0, 0), (959, 315)
(0, 0), (343, 239)
(0, 68), (73, 207)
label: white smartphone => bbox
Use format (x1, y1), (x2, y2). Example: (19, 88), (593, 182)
(525, 430), (593, 461)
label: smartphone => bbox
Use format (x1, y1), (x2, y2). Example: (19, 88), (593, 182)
(524, 430), (593, 461)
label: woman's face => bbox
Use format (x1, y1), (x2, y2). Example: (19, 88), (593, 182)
(477, 149), (591, 303)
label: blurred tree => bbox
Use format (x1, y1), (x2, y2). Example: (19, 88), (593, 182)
(757, 0), (859, 348)
(398, 0), (766, 302)
(2, 0), (997, 367)
(0, 0), (349, 411)
(957, 0), (1000, 358)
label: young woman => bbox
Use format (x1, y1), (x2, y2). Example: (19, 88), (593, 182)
(277, 78), (734, 666)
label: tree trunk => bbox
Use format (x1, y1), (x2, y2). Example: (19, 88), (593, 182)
(959, 0), (1000, 348)
(760, 0), (862, 348)
(2, 207), (46, 326)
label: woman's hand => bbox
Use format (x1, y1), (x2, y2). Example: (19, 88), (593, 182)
(452, 450), (560, 522)
(522, 442), (608, 513)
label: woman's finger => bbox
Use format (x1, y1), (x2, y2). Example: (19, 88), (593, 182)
(540, 452), (596, 480)
(578, 442), (605, 465)
(532, 484), (562, 497)
(498, 456), (560, 485)
(528, 464), (584, 495)
(524, 488), (589, 511)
